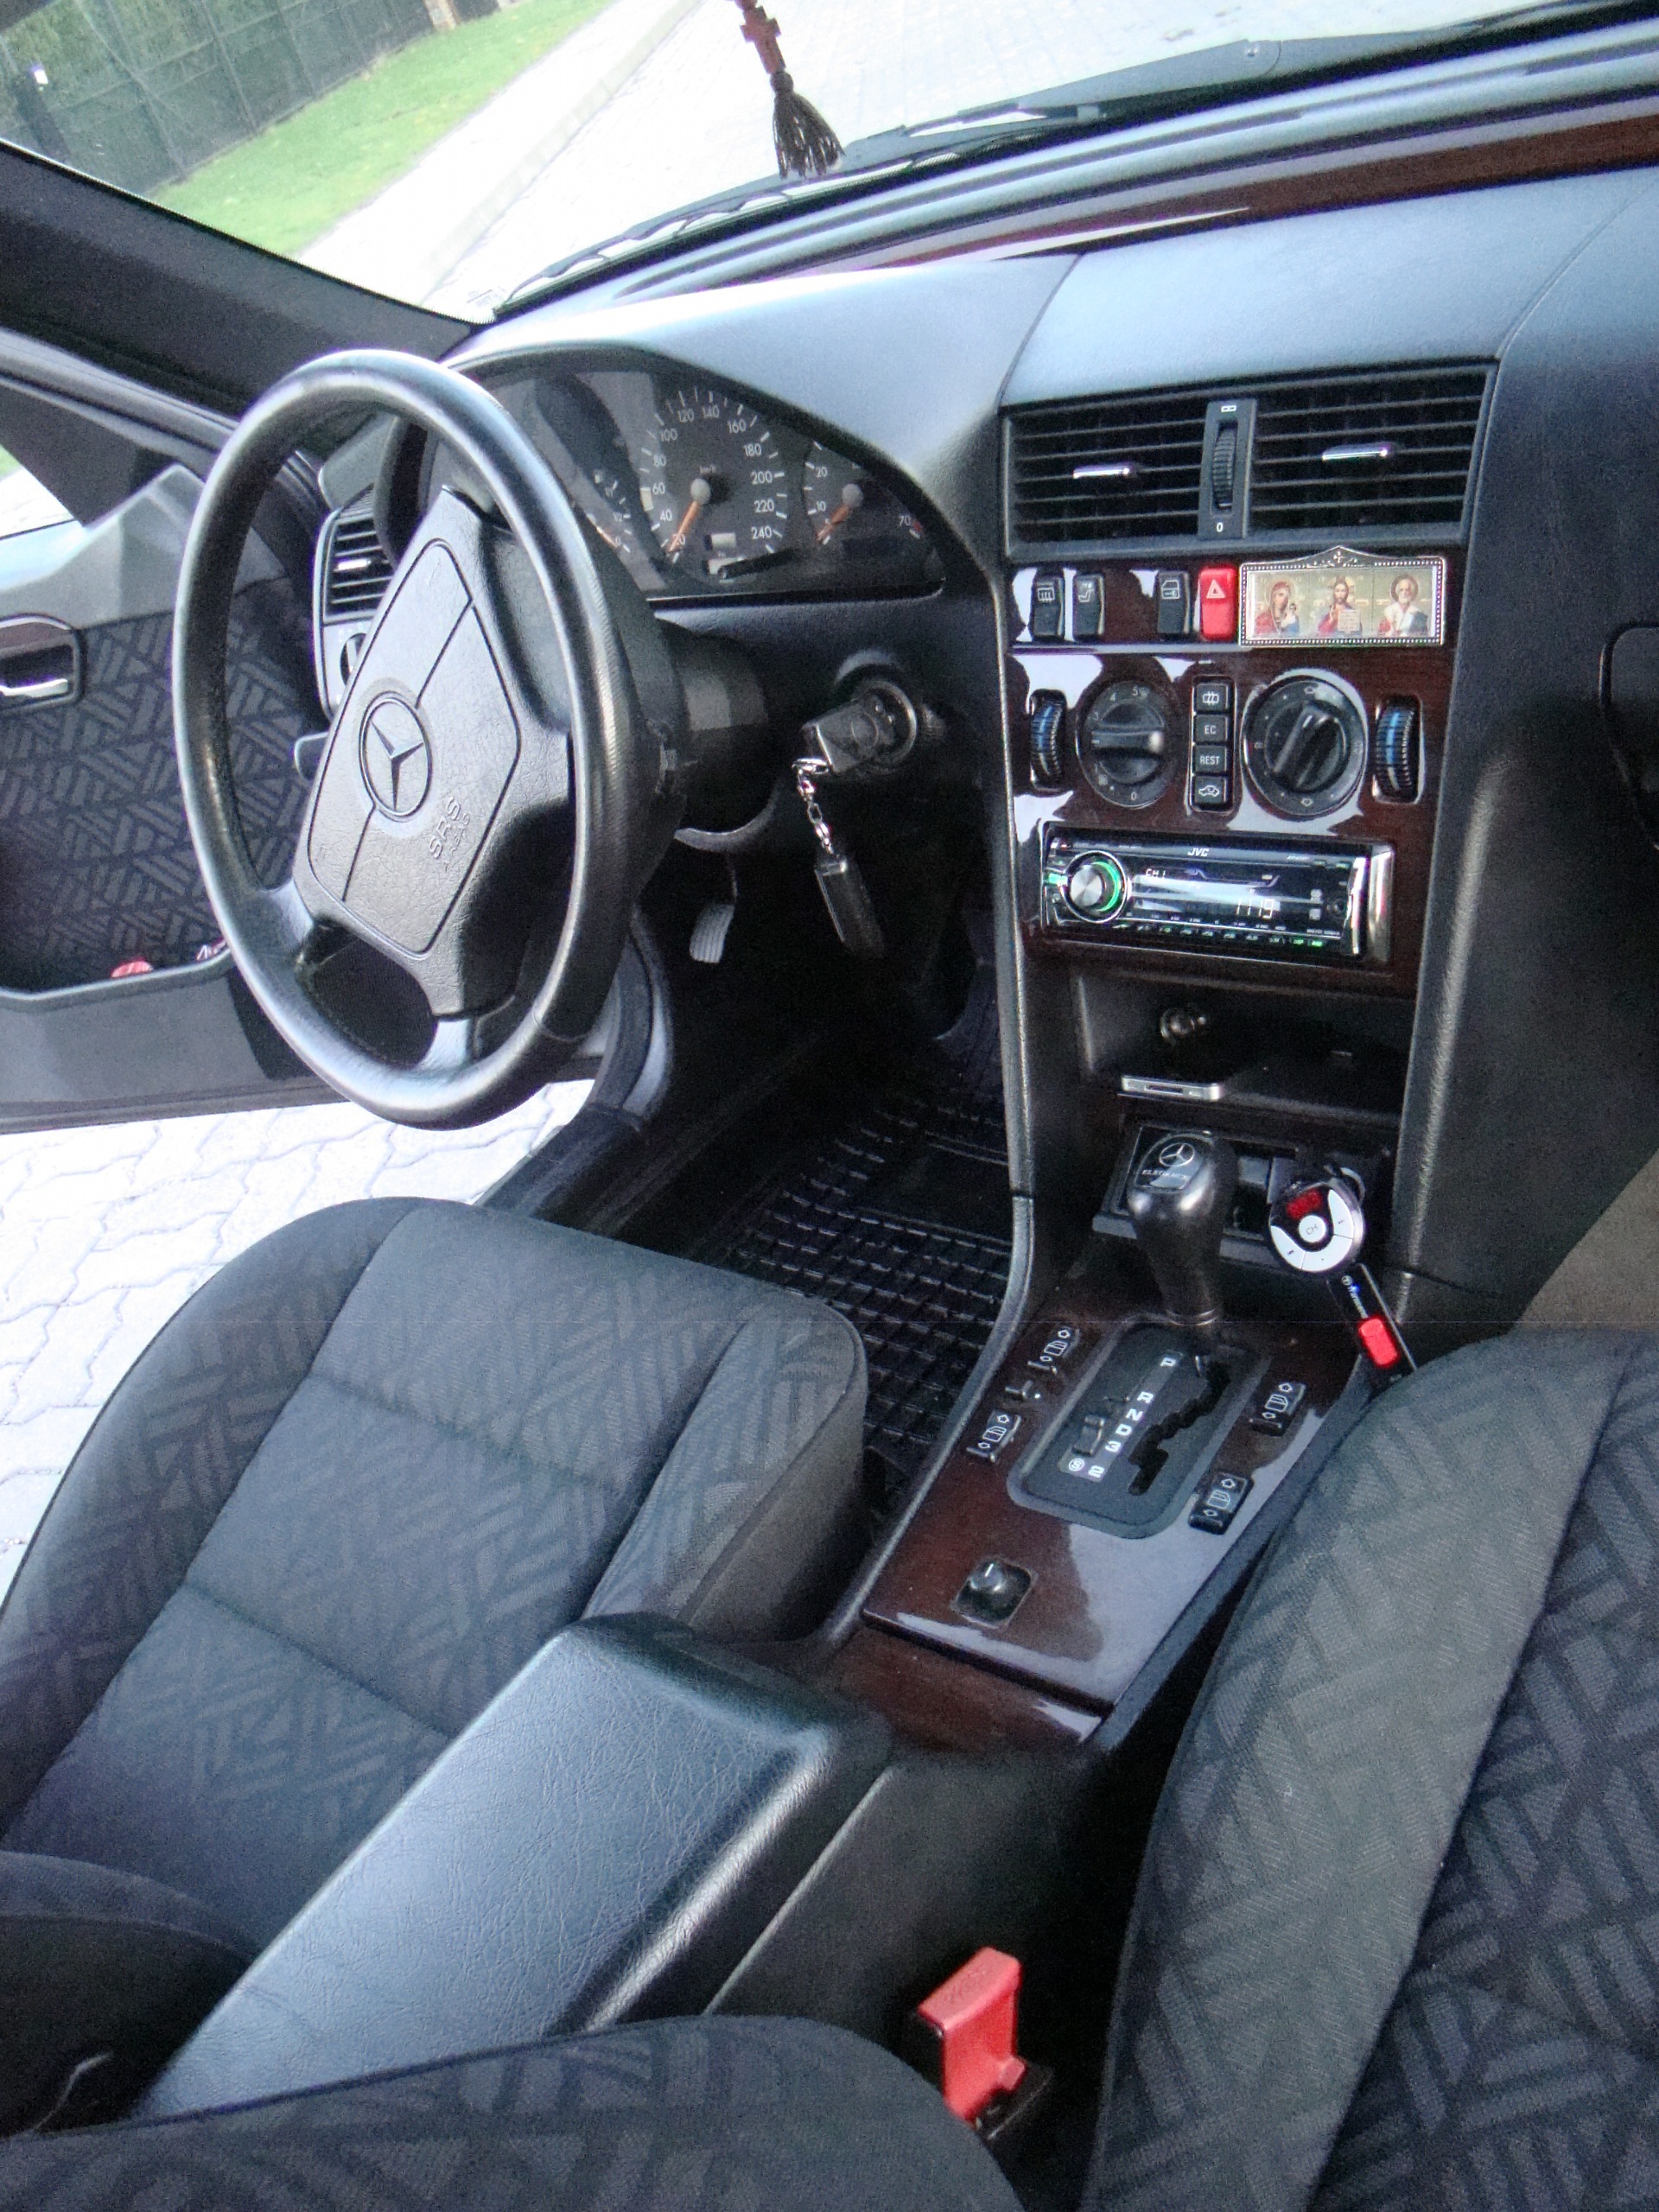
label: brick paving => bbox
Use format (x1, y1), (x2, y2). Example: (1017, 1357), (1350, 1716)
(0, 1084), (587, 1592)
(433, 0), (1506, 314)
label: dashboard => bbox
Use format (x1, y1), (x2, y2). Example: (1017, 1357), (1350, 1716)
(308, 156), (1659, 1324)
(484, 366), (944, 601)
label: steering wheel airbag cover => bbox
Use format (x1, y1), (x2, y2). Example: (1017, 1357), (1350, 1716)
(174, 350), (661, 1127)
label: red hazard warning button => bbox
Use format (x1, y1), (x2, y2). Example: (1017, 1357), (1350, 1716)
(1197, 565), (1237, 642)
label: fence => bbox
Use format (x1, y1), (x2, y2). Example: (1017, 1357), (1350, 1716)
(0, 0), (436, 197)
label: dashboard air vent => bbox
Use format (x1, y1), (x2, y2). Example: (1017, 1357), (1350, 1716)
(1249, 366), (1489, 534)
(321, 507), (394, 620)
(1007, 391), (1210, 549)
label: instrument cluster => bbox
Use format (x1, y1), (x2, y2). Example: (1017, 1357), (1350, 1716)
(513, 368), (944, 600)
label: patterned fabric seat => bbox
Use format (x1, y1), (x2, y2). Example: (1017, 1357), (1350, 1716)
(1092, 1329), (1659, 2210)
(0, 1198), (865, 2121)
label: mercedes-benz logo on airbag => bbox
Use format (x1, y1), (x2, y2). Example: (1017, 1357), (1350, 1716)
(360, 696), (432, 818)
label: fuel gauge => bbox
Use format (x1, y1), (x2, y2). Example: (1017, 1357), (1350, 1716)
(803, 446), (933, 578)
(534, 377), (648, 569)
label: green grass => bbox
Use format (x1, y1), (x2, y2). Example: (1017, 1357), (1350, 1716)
(156, 0), (613, 261)
(0, 450), (16, 483)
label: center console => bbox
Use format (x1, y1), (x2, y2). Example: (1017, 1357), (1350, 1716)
(1009, 548), (1454, 1000)
(823, 535), (1459, 1749)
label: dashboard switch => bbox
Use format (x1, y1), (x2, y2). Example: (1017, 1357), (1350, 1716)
(1154, 571), (1191, 638)
(1028, 691), (1065, 786)
(1030, 571), (1065, 641)
(1071, 572), (1104, 639)
(1372, 698), (1421, 800)
(1189, 1470), (1252, 1535)
(1196, 566), (1238, 641)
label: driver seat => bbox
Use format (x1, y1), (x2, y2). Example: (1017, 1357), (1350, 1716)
(0, 1198), (866, 2112)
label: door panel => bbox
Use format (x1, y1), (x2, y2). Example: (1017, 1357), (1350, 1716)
(0, 448), (333, 1128)
(0, 566), (312, 990)
(0, 159), (466, 1130)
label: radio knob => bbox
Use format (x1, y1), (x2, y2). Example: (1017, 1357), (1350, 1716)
(1065, 853), (1128, 921)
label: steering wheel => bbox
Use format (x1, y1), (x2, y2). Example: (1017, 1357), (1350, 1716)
(174, 351), (672, 1128)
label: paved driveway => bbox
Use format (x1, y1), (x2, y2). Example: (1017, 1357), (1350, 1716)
(0, 1084), (587, 1592)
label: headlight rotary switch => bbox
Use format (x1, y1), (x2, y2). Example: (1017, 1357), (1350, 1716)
(1065, 852), (1128, 922)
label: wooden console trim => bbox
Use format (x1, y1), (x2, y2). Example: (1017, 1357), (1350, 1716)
(825, 1629), (1102, 1754)
(1008, 568), (1456, 999)
(862, 1268), (1354, 1713)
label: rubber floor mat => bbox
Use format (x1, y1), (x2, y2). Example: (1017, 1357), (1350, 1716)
(692, 1075), (1012, 1477)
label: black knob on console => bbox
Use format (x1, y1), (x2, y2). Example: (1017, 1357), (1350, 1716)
(1126, 1133), (1238, 1347)
(1243, 673), (1367, 816)
(1081, 681), (1174, 807)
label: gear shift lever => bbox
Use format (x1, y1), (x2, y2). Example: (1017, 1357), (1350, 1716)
(1125, 1133), (1237, 1350)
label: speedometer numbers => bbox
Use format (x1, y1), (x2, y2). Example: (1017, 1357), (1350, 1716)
(637, 385), (792, 578)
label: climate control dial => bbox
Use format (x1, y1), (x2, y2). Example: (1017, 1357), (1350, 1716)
(1080, 681), (1174, 807)
(1243, 672), (1368, 817)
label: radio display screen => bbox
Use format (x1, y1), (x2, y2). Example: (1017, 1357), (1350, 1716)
(1041, 834), (1372, 959)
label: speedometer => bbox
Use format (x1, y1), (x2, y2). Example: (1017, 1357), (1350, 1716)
(635, 385), (792, 579)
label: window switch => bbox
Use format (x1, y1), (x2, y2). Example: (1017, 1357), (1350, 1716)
(1154, 570), (1191, 638)
(1189, 1470), (1252, 1535)
(1249, 1378), (1307, 1436)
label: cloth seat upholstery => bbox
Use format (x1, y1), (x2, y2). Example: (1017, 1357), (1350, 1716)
(1091, 1327), (1659, 2211)
(0, 1198), (866, 1952)
(0, 2015), (1020, 2211)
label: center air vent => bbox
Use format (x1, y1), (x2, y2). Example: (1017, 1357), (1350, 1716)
(1248, 366), (1490, 535)
(321, 506), (394, 621)
(1007, 391), (1209, 553)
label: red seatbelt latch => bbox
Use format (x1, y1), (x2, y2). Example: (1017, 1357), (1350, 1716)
(911, 1948), (1027, 2123)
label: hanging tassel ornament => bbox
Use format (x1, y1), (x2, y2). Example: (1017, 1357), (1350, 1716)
(733, 2), (842, 178)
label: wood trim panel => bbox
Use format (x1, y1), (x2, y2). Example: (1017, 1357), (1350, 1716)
(1008, 561), (1457, 997)
(862, 1283), (1355, 1713)
(824, 1628), (1102, 1753)
(866, 96), (1659, 275)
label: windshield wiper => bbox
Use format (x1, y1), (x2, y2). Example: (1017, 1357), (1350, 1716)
(499, 1), (1658, 315)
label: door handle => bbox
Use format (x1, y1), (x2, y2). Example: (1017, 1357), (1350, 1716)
(0, 614), (79, 706)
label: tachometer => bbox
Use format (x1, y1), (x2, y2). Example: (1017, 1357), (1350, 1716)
(803, 445), (931, 572)
(636, 385), (792, 579)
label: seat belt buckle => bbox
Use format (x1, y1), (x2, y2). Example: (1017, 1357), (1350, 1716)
(902, 1948), (1052, 2151)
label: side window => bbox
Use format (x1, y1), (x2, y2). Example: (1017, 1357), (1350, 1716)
(0, 443), (72, 541)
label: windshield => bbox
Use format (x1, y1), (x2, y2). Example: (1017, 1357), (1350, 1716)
(0, 0), (1618, 321)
